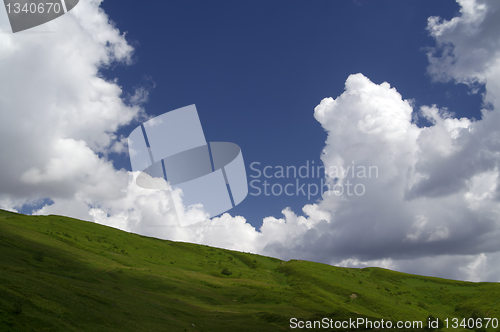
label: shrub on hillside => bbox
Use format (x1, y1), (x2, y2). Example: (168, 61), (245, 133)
(221, 268), (232, 276)
(33, 250), (44, 262)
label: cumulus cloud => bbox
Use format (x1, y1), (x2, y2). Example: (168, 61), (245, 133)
(256, 0), (500, 281)
(427, 0), (500, 104)
(259, 73), (500, 279)
(2, 0), (500, 282)
(0, 0), (144, 208)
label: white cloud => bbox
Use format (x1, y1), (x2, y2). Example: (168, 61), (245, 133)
(427, 0), (500, 104)
(255, 63), (500, 281)
(0, 0), (144, 207)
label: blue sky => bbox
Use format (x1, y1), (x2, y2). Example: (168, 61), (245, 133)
(2, 0), (500, 281)
(100, 0), (482, 227)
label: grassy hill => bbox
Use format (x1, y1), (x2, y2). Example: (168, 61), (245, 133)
(0, 209), (499, 331)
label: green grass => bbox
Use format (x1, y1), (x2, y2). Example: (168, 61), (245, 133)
(0, 209), (499, 331)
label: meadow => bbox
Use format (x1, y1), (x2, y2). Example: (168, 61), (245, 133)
(0, 209), (499, 331)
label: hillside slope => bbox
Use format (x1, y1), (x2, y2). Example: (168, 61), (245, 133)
(0, 209), (499, 331)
